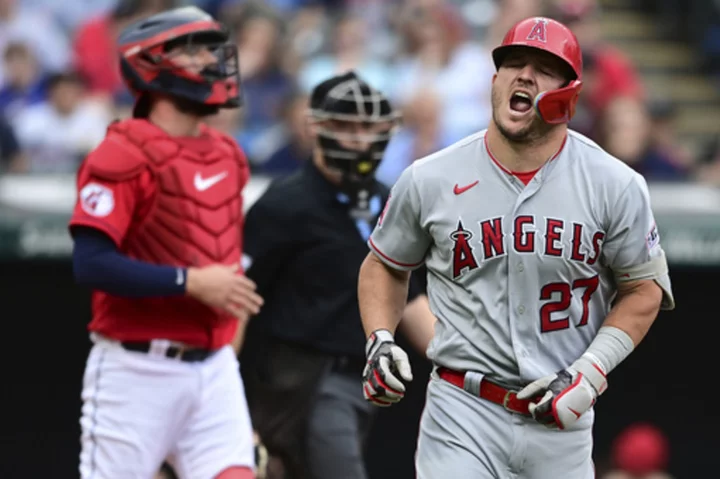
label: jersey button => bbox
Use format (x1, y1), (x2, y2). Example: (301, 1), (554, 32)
(518, 262), (524, 272)
(518, 305), (525, 314)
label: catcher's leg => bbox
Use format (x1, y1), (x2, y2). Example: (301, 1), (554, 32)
(170, 346), (255, 479)
(415, 371), (512, 479)
(79, 340), (195, 479)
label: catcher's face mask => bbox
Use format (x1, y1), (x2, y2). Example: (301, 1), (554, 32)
(310, 74), (400, 218)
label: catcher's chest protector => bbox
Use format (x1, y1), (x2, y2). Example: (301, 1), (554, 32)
(112, 119), (248, 267)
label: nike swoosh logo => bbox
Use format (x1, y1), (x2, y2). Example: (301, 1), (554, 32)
(454, 180), (479, 195)
(194, 171), (228, 191)
(568, 407), (582, 419)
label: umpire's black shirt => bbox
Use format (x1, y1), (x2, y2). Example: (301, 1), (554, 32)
(244, 160), (421, 359)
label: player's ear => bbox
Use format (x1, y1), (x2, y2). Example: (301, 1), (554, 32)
(492, 73), (498, 84)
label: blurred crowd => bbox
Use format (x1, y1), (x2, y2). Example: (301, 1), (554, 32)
(0, 0), (717, 187)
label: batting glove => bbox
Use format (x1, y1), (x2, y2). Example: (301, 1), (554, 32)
(362, 329), (413, 407)
(516, 354), (608, 430)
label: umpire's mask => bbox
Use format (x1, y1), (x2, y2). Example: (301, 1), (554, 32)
(309, 71), (400, 219)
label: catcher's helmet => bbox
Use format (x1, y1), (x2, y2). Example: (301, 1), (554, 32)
(492, 17), (582, 124)
(117, 6), (240, 116)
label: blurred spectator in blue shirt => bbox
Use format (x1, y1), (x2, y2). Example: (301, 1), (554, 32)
(254, 89), (312, 176)
(0, 0), (70, 84)
(233, 5), (296, 163)
(0, 42), (48, 118)
(13, 72), (111, 173)
(600, 96), (694, 182)
(639, 101), (695, 181)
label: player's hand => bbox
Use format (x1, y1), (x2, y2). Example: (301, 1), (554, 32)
(185, 263), (264, 317)
(362, 329), (413, 407)
(517, 355), (608, 430)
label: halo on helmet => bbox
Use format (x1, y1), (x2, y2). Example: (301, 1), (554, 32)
(491, 17), (583, 80)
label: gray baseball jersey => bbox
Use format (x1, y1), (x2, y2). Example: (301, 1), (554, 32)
(369, 129), (671, 388)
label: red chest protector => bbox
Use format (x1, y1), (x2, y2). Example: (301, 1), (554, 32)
(105, 119), (247, 266)
(85, 119), (249, 348)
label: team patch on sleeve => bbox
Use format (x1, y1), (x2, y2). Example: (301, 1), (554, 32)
(377, 193), (391, 228)
(80, 182), (115, 217)
(646, 223), (659, 250)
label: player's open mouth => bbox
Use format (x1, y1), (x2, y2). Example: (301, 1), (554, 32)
(509, 91), (533, 116)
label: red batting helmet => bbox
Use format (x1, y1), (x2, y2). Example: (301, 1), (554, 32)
(492, 17), (582, 124)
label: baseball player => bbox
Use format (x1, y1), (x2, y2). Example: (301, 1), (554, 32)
(69, 7), (262, 479)
(358, 16), (675, 479)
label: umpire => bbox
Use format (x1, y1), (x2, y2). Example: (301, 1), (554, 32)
(239, 71), (435, 479)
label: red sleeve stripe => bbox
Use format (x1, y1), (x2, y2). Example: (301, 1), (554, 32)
(368, 237), (422, 268)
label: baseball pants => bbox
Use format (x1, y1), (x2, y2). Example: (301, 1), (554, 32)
(415, 369), (594, 479)
(305, 369), (376, 479)
(79, 335), (255, 479)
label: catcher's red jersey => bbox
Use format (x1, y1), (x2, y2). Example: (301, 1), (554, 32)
(69, 119), (249, 348)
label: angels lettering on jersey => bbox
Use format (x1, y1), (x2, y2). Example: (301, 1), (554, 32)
(450, 216), (604, 279)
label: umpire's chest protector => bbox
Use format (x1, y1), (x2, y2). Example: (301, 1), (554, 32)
(91, 118), (248, 267)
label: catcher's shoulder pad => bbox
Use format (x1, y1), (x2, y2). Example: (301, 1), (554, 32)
(84, 119), (149, 182)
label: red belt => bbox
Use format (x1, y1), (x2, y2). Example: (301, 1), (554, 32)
(437, 367), (533, 416)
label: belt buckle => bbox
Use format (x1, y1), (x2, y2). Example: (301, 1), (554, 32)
(502, 389), (516, 413)
(171, 345), (187, 360)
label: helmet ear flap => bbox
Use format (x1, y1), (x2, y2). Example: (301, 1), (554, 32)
(533, 80), (582, 124)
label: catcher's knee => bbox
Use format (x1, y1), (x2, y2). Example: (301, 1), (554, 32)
(214, 466), (255, 479)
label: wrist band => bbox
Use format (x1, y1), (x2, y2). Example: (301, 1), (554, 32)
(582, 326), (635, 375)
